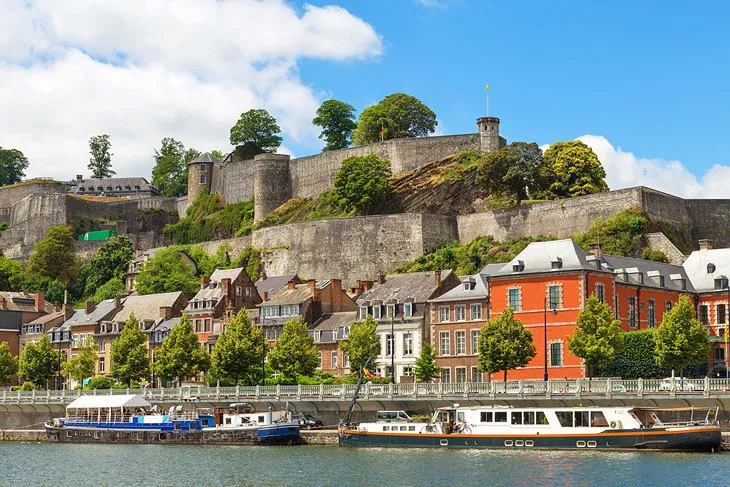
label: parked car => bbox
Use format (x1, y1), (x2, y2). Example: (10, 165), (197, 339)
(293, 414), (323, 429)
(658, 377), (704, 391)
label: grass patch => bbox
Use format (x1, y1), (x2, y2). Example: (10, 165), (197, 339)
(573, 207), (647, 256)
(255, 190), (354, 229)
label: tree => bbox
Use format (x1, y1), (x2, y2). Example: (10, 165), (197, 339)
(151, 137), (190, 197)
(229, 109), (282, 154)
(0, 341), (18, 383)
(313, 99), (358, 151)
(0, 147), (29, 186)
(62, 340), (97, 387)
(334, 154), (393, 214)
(153, 316), (210, 386)
(477, 308), (536, 382)
(135, 247), (199, 297)
(84, 235), (134, 297)
(654, 295), (709, 375)
(352, 93), (437, 145)
(267, 317), (320, 382)
(568, 295), (624, 378)
(594, 329), (664, 379)
(478, 142), (549, 206)
(90, 277), (126, 303)
(544, 140), (608, 198)
(27, 226), (77, 284)
(18, 335), (59, 388)
(88, 134), (115, 179)
(414, 341), (438, 382)
(339, 316), (380, 375)
(0, 254), (24, 291)
(208, 310), (263, 386)
(110, 314), (150, 386)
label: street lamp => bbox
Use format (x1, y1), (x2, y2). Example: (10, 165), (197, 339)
(57, 328), (62, 390)
(543, 297), (557, 382)
(390, 313), (395, 384)
(262, 319), (275, 386)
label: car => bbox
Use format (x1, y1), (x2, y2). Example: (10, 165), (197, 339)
(293, 414), (323, 429)
(658, 377), (704, 391)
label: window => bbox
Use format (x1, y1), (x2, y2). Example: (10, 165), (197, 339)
(455, 331), (466, 355)
(199, 174), (206, 184)
(715, 278), (728, 290)
(591, 411), (608, 427)
(455, 367), (467, 383)
(386, 334), (394, 357)
(236, 286), (242, 296)
(708, 263), (716, 274)
(331, 351), (338, 369)
(574, 411), (590, 427)
(628, 297), (637, 328)
(439, 332), (450, 355)
(511, 412), (523, 425)
(317, 352), (322, 368)
(343, 353), (350, 369)
(98, 358), (105, 373)
(403, 366), (413, 377)
(441, 368), (451, 383)
(648, 300), (656, 329)
(373, 306), (382, 320)
(314, 331), (321, 342)
(548, 285), (561, 309)
(245, 287), (251, 297)
(556, 411), (573, 427)
(699, 305), (710, 326)
(595, 284), (605, 303)
(480, 411), (493, 423)
(200, 164), (207, 172)
(494, 411), (507, 423)
(471, 366), (481, 383)
(470, 303), (482, 321)
(508, 289), (522, 311)
(403, 333), (413, 356)
(666, 300), (673, 311)
(718, 304), (727, 325)
(387, 305), (395, 318)
(79, 334), (87, 347)
(333, 329), (338, 340)
(714, 347), (725, 361)
(471, 330), (480, 354)
(439, 306), (450, 322)
(204, 319), (211, 332)
(551, 258), (563, 270)
(344, 326), (350, 338)
(550, 342), (562, 367)
(455, 305), (466, 321)
(404, 303), (413, 318)
(359, 306), (368, 320)
(72, 335), (79, 348)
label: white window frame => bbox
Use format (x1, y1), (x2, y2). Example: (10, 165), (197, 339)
(471, 329), (480, 355)
(455, 330), (466, 355)
(385, 334), (394, 357)
(454, 305), (466, 322)
(547, 284), (562, 310)
(455, 367), (467, 383)
(373, 306), (382, 320)
(98, 357), (105, 373)
(439, 306), (450, 323)
(331, 351), (338, 369)
(403, 332), (413, 356)
(317, 352), (322, 369)
(470, 303), (482, 321)
(439, 331), (450, 356)
(359, 306), (368, 320)
(314, 331), (321, 342)
(507, 287), (522, 311)
(404, 303), (413, 318)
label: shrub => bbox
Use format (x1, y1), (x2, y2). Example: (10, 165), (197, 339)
(574, 208), (647, 256)
(85, 376), (115, 390)
(641, 248), (670, 263)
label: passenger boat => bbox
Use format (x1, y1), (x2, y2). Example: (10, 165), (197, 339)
(219, 403), (300, 443)
(339, 405), (722, 451)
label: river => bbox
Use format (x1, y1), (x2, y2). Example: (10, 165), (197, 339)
(0, 443), (722, 486)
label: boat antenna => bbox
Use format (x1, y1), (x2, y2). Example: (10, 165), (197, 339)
(345, 358), (372, 425)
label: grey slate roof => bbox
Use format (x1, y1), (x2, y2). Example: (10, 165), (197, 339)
(601, 255), (694, 292)
(0, 292), (54, 313)
(189, 267), (246, 304)
(27, 310), (64, 326)
(683, 248), (730, 293)
(260, 283), (313, 306)
(189, 152), (221, 165)
(154, 317), (180, 333)
(72, 177), (156, 193)
(312, 311), (358, 331)
(364, 270), (455, 304)
(210, 267), (245, 282)
(486, 239), (596, 277)
(428, 274), (489, 303)
(112, 292), (183, 323)
(255, 274), (299, 296)
(64, 299), (119, 327)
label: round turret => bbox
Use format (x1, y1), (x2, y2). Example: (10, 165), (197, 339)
(476, 117), (503, 153)
(253, 153), (292, 222)
(187, 152), (220, 199)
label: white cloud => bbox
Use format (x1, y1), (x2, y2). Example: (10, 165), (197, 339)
(0, 0), (382, 179)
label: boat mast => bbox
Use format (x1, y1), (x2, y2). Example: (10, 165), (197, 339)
(345, 358), (372, 425)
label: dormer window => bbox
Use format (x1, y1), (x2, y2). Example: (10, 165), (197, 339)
(344, 326), (350, 337)
(708, 263), (716, 274)
(404, 302), (413, 318)
(314, 331), (321, 342)
(512, 260), (525, 273)
(373, 306), (382, 320)
(125, 185), (131, 191)
(659, 276), (665, 287)
(79, 187), (85, 192)
(134, 185), (140, 190)
(115, 186), (122, 191)
(359, 306), (368, 320)
(715, 277), (728, 290)
(333, 329), (338, 340)
(551, 258), (563, 270)
(387, 304), (395, 318)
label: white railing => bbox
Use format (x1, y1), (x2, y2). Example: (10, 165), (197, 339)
(3, 377), (730, 404)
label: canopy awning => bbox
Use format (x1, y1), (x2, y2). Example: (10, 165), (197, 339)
(66, 394), (151, 410)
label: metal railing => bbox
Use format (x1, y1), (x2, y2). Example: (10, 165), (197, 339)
(4, 377), (730, 405)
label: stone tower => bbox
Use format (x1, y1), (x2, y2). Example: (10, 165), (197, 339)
(187, 152), (220, 199)
(476, 117), (505, 153)
(253, 153), (292, 222)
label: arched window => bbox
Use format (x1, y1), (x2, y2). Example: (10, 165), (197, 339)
(200, 174), (207, 184)
(708, 263), (716, 274)
(200, 164), (207, 172)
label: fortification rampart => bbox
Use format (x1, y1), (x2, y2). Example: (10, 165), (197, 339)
(0, 181), (66, 211)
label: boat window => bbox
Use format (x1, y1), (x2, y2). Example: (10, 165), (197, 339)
(383, 426), (390, 431)
(556, 411), (573, 427)
(400, 426), (408, 431)
(258, 416), (265, 423)
(511, 412), (523, 425)
(495, 412), (507, 423)
(398, 412), (412, 421)
(590, 412), (609, 427)
(480, 411), (493, 423)
(456, 412), (465, 422)
(521, 411), (533, 424)
(575, 411), (590, 428)
(536, 412), (548, 425)
(408, 426), (416, 431)
(174, 423), (182, 430)
(225, 418), (232, 425)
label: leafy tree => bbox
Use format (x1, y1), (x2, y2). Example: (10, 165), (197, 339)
(267, 317), (320, 382)
(88, 134), (115, 179)
(84, 235), (134, 297)
(477, 308), (536, 382)
(86, 376), (115, 390)
(0, 147), (29, 186)
(334, 154), (393, 214)
(232, 246), (262, 280)
(642, 248), (670, 263)
(0, 341), (18, 383)
(208, 310), (264, 386)
(568, 295), (623, 378)
(313, 99), (357, 151)
(414, 341), (438, 382)
(151, 137), (191, 197)
(27, 226), (77, 284)
(478, 142), (549, 206)
(654, 295), (709, 375)
(339, 316), (380, 375)
(229, 109), (282, 154)
(544, 140), (608, 198)
(594, 329), (665, 379)
(135, 247), (199, 297)
(62, 340), (97, 387)
(110, 314), (150, 386)
(352, 93), (437, 145)
(154, 316), (210, 386)
(91, 277), (126, 303)
(574, 208), (647, 257)
(18, 335), (59, 388)
(0, 254), (24, 290)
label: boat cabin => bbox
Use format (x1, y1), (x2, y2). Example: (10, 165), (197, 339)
(221, 403), (292, 428)
(65, 394), (152, 423)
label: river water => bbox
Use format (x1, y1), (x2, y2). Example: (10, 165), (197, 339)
(0, 443), (723, 486)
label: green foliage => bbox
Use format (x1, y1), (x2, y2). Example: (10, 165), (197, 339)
(88, 134), (115, 179)
(229, 109), (282, 154)
(18, 335), (59, 388)
(135, 247), (199, 298)
(574, 208), (647, 256)
(0, 147), (30, 186)
(28, 226), (78, 284)
(641, 248), (670, 263)
(0, 255), (24, 291)
(154, 316), (210, 385)
(267, 317), (320, 382)
(0, 341), (18, 383)
(86, 376), (115, 390)
(151, 138), (198, 197)
(594, 330), (665, 379)
(62, 341), (97, 385)
(414, 342), (438, 382)
(568, 295), (624, 377)
(254, 190), (353, 229)
(656, 221), (694, 254)
(544, 140), (608, 198)
(110, 314), (150, 386)
(232, 246), (262, 281)
(91, 277), (126, 303)
(334, 155), (393, 215)
(352, 93), (437, 145)
(208, 310), (263, 386)
(477, 308), (536, 381)
(476, 142), (551, 206)
(20, 381), (35, 391)
(313, 99), (357, 151)
(84, 235), (134, 296)
(339, 316), (380, 375)
(654, 295), (709, 374)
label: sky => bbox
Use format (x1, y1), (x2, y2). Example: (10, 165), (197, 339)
(2, 0), (729, 198)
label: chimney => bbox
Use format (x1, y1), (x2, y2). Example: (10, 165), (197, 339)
(331, 279), (343, 311)
(0, 297), (6, 310)
(377, 271), (385, 284)
(53, 303), (60, 313)
(287, 280), (296, 290)
(35, 291), (45, 312)
(355, 280), (363, 295)
(114, 296), (121, 311)
(263, 291), (270, 302)
(308, 279), (317, 297)
(435, 270), (442, 289)
(76, 174), (83, 183)
(200, 276), (210, 289)
(159, 306), (172, 320)
(62, 302), (74, 320)
(85, 300), (95, 314)
(258, 270), (267, 281)
(363, 280), (373, 291)
(221, 278), (231, 297)
(699, 239), (714, 250)
(588, 242), (603, 257)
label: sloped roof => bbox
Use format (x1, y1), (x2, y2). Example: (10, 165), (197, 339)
(313, 311), (358, 331)
(601, 255), (694, 292)
(0, 292), (54, 313)
(210, 267), (245, 282)
(111, 292), (183, 323)
(486, 239), (595, 277)
(683, 248), (730, 293)
(189, 152), (221, 165)
(255, 274), (299, 296)
(364, 270), (455, 304)
(260, 283), (313, 306)
(64, 299), (119, 327)
(27, 310), (64, 326)
(429, 274), (489, 302)
(72, 177), (155, 191)
(67, 394), (151, 410)
(154, 317), (180, 333)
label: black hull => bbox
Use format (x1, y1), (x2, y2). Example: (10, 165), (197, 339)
(339, 427), (722, 452)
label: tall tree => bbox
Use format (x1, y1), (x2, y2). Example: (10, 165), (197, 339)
(110, 314), (150, 386)
(339, 316), (380, 375)
(154, 316), (210, 386)
(27, 225), (77, 284)
(84, 235), (134, 297)
(478, 142), (551, 206)
(568, 295), (624, 378)
(654, 295), (709, 375)
(229, 109), (282, 154)
(352, 93), (437, 145)
(18, 335), (59, 388)
(312, 99), (357, 151)
(208, 310), (263, 386)
(334, 154), (393, 214)
(0, 147), (30, 186)
(62, 340), (97, 387)
(414, 341), (438, 382)
(0, 254), (24, 291)
(544, 140), (608, 198)
(477, 308), (536, 382)
(151, 137), (190, 197)
(88, 134), (115, 179)
(0, 341), (18, 384)
(267, 317), (320, 382)
(135, 247), (199, 298)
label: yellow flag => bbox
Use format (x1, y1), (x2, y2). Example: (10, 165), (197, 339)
(485, 84), (489, 92)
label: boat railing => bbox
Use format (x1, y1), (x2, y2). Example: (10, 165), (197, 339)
(65, 413), (133, 423)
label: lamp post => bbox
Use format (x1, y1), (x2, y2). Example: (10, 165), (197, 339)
(543, 297), (548, 382)
(390, 314), (395, 384)
(57, 328), (62, 390)
(726, 283), (729, 379)
(262, 319), (275, 386)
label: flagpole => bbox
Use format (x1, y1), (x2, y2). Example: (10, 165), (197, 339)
(485, 84), (490, 117)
